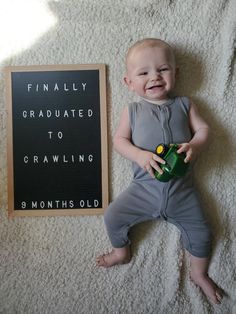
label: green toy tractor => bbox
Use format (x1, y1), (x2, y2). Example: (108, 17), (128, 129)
(154, 144), (189, 182)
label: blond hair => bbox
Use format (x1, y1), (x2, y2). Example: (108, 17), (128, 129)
(125, 38), (175, 71)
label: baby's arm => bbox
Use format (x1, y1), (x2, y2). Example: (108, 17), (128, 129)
(113, 106), (165, 177)
(177, 101), (210, 162)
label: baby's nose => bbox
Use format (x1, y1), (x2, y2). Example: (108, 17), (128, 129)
(150, 72), (161, 80)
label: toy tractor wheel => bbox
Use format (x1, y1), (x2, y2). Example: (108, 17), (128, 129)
(156, 144), (168, 157)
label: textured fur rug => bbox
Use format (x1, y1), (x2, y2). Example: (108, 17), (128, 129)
(0, 0), (235, 313)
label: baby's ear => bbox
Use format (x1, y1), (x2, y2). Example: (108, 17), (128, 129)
(123, 76), (133, 90)
(123, 75), (130, 86)
(175, 67), (180, 78)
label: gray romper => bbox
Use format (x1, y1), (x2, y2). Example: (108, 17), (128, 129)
(104, 97), (212, 258)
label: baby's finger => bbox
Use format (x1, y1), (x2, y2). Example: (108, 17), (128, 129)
(177, 144), (189, 154)
(184, 151), (192, 163)
(149, 167), (155, 178)
(145, 165), (155, 178)
(150, 159), (164, 175)
(152, 154), (166, 164)
(177, 146), (186, 154)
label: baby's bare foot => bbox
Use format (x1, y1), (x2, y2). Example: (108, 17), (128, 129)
(190, 273), (223, 304)
(96, 247), (131, 268)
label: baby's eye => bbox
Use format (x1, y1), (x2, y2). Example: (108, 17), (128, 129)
(159, 68), (169, 72)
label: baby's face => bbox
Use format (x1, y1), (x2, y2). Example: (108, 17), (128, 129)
(124, 45), (176, 101)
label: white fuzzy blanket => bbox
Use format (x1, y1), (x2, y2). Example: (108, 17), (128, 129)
(0, 0), (235, 313)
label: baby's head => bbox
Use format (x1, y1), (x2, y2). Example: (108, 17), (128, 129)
(125, 38), (175, 70)
(124, 38), (177, 101)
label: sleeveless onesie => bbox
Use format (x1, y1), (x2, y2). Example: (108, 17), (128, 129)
(104, 97), (212, 258)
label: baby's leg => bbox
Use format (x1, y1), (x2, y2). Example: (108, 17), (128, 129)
(189, 254), (223, 304)
(96, 245), (131, 268)
(96, 182), (156, 268)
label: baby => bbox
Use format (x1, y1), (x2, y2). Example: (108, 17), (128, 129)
(97, 38), (223, 304)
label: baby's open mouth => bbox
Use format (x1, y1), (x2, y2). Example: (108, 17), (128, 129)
(147, 85), (163, 90)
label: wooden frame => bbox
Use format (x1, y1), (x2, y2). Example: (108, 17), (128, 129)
(6, 64), (108, 217)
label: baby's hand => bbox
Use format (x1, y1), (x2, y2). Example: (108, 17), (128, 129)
(136, 150), (165, 178)
(177, 143), (195, 163)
